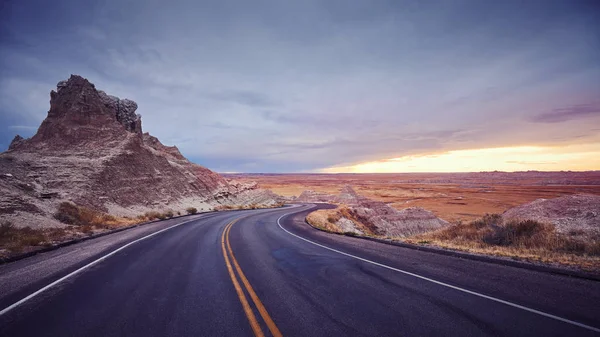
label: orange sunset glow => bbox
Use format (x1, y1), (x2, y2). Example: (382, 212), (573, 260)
(322, 144), (600, 173)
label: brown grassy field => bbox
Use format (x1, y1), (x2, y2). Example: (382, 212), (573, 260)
(226, 172), (600, 223)
(306, 207), (600, 271)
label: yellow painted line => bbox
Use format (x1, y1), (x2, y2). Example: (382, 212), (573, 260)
(221, 220), (265, 337)
(225, 222), (284, 337)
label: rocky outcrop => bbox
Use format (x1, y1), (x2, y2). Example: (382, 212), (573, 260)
(296, 190), (337, 203)
(98, 90), (142, 134)
(302, 185), (448, 237)
(8, 135), (26, 150)
(503, 194), (600, 236)
(0, 75), (280, 227)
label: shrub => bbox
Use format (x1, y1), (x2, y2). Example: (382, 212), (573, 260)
(472, 213), (502, 229)
(54, 202), (81, 225)
(53, 202), (111, 227)
(0, 221), (14, 237)
(18, 227), (46, 246)
(215, 205), (235, 211)
(81, 225), (94, 235)
(164, 211), (174, 218)
(186, 207), (198, 215)
(483, 220), (552, 246)
(144, 211), (162, 220)
(99, 213), (117, 223)
(0, 222), (47, 252)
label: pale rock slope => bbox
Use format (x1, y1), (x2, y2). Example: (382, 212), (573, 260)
(503, 194), (600, 237)
(305, 185), (448, 237)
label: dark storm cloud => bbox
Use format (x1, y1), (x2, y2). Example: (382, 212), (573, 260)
(1, 0), (599, 172)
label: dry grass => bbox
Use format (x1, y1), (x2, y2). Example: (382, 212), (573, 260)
(306, 209), (344, 233)
(1, 203), (213, 259)
(306, 206), (377, 235)
(306, 207), (600, 271)
(0, 220), (70, 256)
(214, 202), (286, 211)
(54, 202), (140, 229)
(407, 215), (600, 271)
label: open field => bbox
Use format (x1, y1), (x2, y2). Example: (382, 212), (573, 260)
(225, 172), (600, 223)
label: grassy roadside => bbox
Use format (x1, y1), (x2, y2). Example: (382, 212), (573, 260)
(306, 208), (600, 272)
(1, 202), (285, 260)
(214, 202), (286, 211)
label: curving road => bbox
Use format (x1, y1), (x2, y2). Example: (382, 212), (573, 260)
(0, 204), (599, 337)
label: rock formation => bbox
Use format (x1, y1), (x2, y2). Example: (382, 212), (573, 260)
(296, 190), (337, 203)
(503, 194), (600, 236)
(303, 185), (448, 237)
(0, 75), (280, 227)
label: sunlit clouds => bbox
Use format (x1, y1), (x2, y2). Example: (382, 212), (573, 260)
(322, 144), (600, 173)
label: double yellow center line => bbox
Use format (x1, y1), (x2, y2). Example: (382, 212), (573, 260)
(221, 218), (283, 337)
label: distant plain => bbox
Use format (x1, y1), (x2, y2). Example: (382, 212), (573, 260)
(226, 172), (600, 223)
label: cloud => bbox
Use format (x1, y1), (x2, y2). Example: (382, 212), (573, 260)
(531, 103), (600, 123)
(9, 125), (38, 131)
(1, 0), (600, 172)
(208, 90), (277, 107)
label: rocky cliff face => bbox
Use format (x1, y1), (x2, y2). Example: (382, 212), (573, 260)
(0, 75), (280, 227)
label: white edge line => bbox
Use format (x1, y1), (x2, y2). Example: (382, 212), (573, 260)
(277, 210), (600, 333)
(0, 215), (205, 316)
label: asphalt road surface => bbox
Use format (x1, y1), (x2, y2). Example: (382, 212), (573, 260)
(1, 204), (599, 337)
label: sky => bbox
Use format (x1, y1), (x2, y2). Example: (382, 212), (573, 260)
(1, 0), (599, 173)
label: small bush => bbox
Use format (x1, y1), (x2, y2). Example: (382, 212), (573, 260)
(0, 222), (47, 252)
(164, 211), (174, 218)
(18, 227), (46, 246)
(186, 207), (198, 215)
(0, 221), (15, 237)
(81, 225), (94, 235)
(483, 220), (552, 246)
(53, 202), (109, 227)
(327, 215), (339, 223)
(145, 211), (162, 220)
(99, 213), (117, 223)
(54, 202), (81, 225)
(215, 205), (235, 211)
(472, 213), (502, 229)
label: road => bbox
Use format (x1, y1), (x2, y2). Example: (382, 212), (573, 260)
(0, 204), (599, 336)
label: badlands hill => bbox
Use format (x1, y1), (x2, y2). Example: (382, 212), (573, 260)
(503, 194), (600, 237)
(0, 75), (279, 228)
(304, 185), (448, 237)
